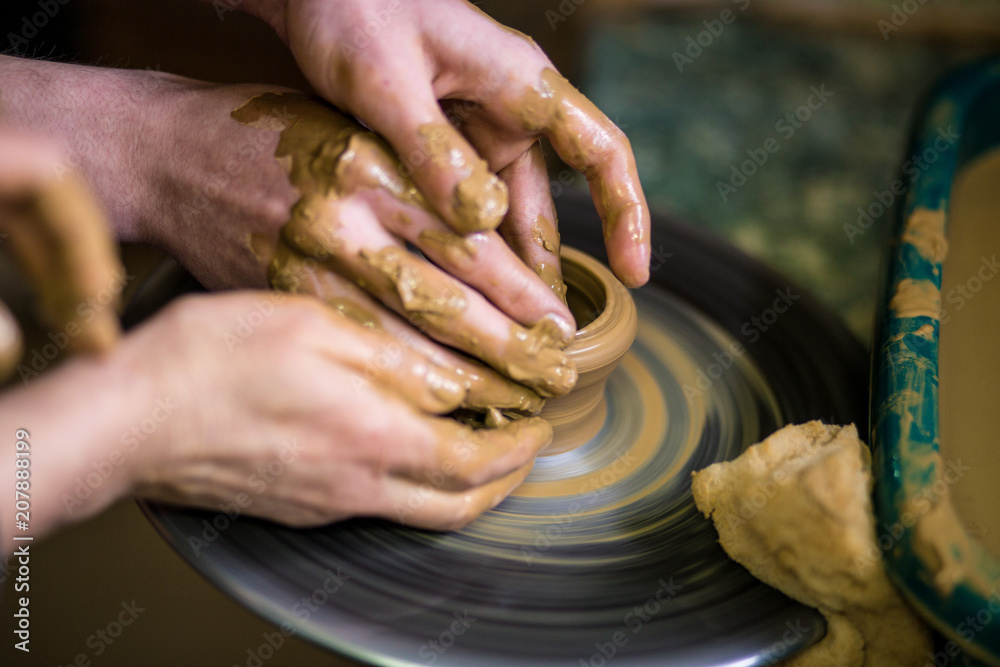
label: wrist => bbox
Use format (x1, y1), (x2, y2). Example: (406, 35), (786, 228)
(0, 56), (176, 244)
(0, 345), (159, 551)
(144, 81), (297, 289)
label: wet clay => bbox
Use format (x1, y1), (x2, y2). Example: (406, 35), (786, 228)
(939, 147), (1000, 558)
(417, 230), (477, 263)
(508, 69), (647, 251)
(1, 175), (122, 367)
(360, 246), (467, 320)
(901, 207), (948, 263)
(233, 93), (426, 210)
(537, 246), (638, 453)
(889, 277), (940, 320)
(357, 245), (572, 399)
(528, 214), (567, 304)
(417, 122), (508, 234)
(270, 239), (546, 416)
(232, 92), (572, 405)
(498, 316), (575, 399)
(691, 422), (932, 666)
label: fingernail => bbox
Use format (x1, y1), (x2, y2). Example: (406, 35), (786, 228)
(542, 311), (576, 344)
(503, 319), (578, 397)
(541, 354), (577, 397)
(628, 266), (650, 289)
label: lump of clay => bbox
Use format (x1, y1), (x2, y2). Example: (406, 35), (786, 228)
(690, 421), (932, 666)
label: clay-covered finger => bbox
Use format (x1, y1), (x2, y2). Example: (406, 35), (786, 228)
(270, 244), (464, 414)
(362, 188), (574, 340)
(2, 175), (122, 353)
(505, 69), (651, 288)
(278, 198), (576, 397)
(270, 242), (545, 415)
(382, 459), (536, 531)
(269, 239), (387, 330)
(495, 141), (568, 305)
(338, 77), (508, 234)
(429, 417), (551, 490)
(333, 327), (470, 415)
(386, 416), (550, 500)
(231, 92), (570, 337)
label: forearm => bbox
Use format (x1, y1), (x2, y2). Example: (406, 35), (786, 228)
(0, 351), (156, 557)
(0, 55), (172, 242)
(0, 55), (297, 288)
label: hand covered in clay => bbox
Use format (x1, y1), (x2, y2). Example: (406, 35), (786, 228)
(233, 91), (579, 397)
(1, 291), (553, 551)
(0, 129), (123, 380)
(124, 293), (553, 530)
(233, 0), (651, 290)
(0, 57), (577, 397)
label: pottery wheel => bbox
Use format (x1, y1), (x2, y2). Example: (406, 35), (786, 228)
(131, 192), (867, 666)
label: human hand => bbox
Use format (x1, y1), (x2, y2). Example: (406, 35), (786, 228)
(238, 0), (651, 290)
(82, 69), (580, 397)
(0, 129), (123, 380)
(0, 57), (576, 396)
(230, 91), (578, 396)
(124, 292), (552, 530)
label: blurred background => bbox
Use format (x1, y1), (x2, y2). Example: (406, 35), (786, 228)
(1, 0), (999, 664)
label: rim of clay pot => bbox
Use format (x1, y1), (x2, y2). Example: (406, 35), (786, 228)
(561, 246), (638, 375)
(538, 247), (638, 454)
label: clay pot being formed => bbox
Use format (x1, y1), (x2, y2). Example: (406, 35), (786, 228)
(538, 246), (638, 454)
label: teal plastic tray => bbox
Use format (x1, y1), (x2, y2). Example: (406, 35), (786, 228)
(873, 57), (1000, 666)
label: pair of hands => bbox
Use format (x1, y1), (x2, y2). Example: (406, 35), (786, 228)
(0, 0), (650, 546)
